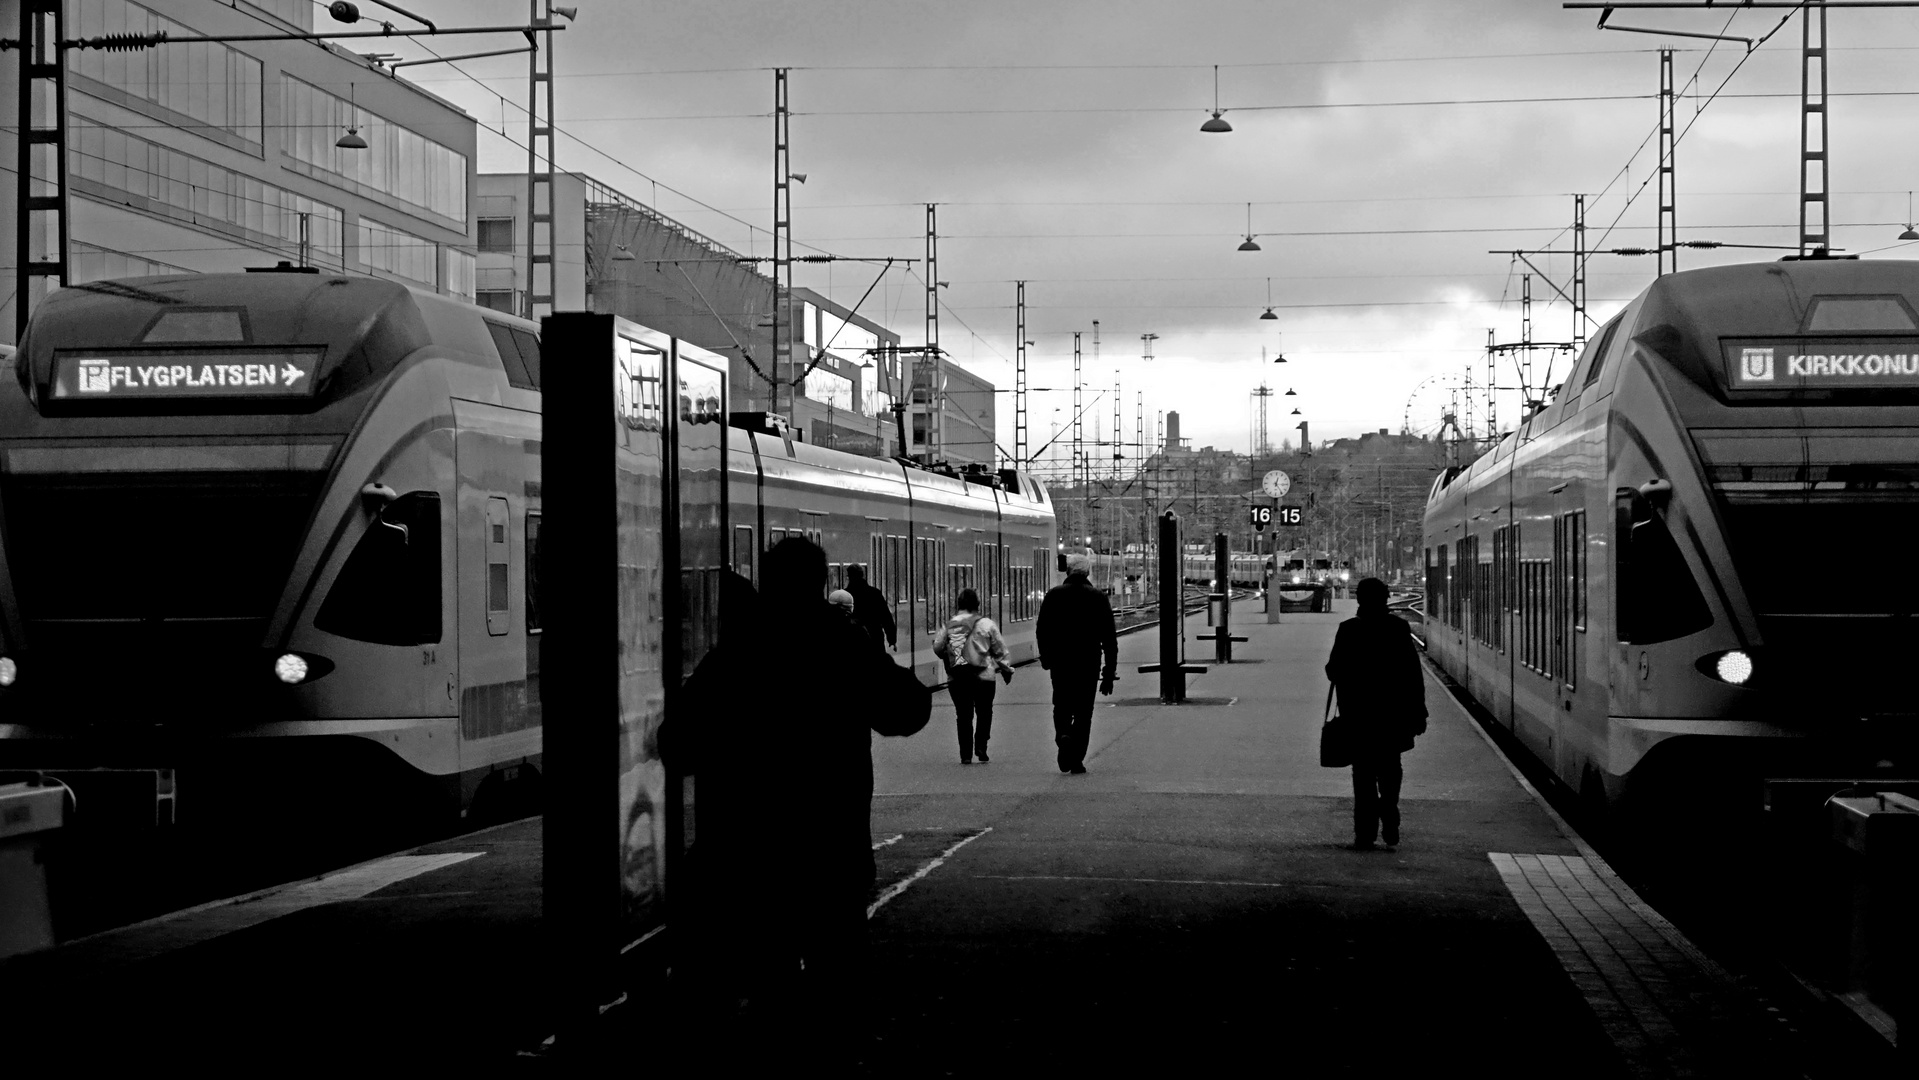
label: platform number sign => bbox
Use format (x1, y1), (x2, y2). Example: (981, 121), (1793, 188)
(1277, 505), (1304, 527)
(1250, 505), (1273, 531)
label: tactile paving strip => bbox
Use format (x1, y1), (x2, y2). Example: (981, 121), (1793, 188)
(1489, 852), (1786, 1079)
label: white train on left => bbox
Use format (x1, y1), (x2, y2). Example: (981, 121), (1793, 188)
(0, 270), (1057, 825)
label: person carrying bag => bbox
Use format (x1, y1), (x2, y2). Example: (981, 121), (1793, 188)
(1322, 578), (1428, 851)
(932, 589), (1010, 764)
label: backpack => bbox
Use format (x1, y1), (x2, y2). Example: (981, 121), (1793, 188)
(942, 616), (985, 673)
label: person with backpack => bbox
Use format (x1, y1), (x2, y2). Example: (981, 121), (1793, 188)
(932, 587), (1010, 764)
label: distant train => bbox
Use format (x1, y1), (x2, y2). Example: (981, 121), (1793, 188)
(1069, 545), (1348, 600)
(0, 270), (1058, 832)
(1423, 257), (1919, 812)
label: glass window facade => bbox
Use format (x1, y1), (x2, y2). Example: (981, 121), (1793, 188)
(357, 218), (475, 300)
(282, 75), (469, 225)
(71, 116), (345, 261)
(69, 242), (192, 283)
(70, 0), (264, 146)
(478, 217), (515, 252)
(240, 0), (310, 29)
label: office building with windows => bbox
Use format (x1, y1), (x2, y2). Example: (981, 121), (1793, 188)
(0, 0), (479, 340)
(475, 170), (920, 458)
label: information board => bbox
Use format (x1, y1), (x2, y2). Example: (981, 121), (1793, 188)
(51, 349), (322, 400)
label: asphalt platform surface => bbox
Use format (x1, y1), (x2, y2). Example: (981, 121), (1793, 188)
(2, 598), (1824, 1075)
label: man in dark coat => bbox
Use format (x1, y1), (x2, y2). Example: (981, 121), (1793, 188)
(1324, 577), (1427, 850)
(845, 564), (896, 651)
(1036, 554), (1119, 774)
(670, 539), (930, 1060)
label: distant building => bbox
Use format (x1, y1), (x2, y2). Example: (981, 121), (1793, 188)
(0, 0), (480, 341)
(909, 356), (998, 470)
(474, 171), (908, 456)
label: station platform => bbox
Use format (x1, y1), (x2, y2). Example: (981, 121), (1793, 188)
(0, 598), (1829, 1074)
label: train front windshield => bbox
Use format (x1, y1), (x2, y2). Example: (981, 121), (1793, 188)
(1697, 431), (1919, 616)
(1697, 429), (1919, 712)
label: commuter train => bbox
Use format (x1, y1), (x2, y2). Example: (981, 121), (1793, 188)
(1075, 547), (1272, 599)
(0, 270), (1057, 825)
(1423, 257), (1919, 811)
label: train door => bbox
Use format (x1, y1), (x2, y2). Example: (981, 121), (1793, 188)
(452, 412), (541, 781)
(1552, 503), (1588, 777)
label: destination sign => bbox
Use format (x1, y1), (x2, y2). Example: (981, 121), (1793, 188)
(1724, 339), (1919, 391)
(51, 349), (323, 401)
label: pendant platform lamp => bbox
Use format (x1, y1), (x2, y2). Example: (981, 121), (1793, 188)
(1272, 332), (1287, 363)
(1259, 277), (1278, 319)
(1290, 407), (1301, 415)
(1200, 64), (1232, 133)
(336, 82), (368, 149)
(1237, 203), (1261, 252)
(1901, 191), (1919, 241)
(613, 244), (637, 261)
(1284, 387), (1297, 396)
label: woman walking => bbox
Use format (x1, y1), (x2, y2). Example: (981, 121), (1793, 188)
(1324, 577), (1427, 850)
(933, 588), (1009, 764)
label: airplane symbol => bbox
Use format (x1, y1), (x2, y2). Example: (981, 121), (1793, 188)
(281, 363), (306, 386)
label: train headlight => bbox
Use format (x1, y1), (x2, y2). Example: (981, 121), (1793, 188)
(274, 653), (309, 684)
(1696, 649), (1757, 686)
(1714, 650), (1754, 685)
(0, 656), (15, 687)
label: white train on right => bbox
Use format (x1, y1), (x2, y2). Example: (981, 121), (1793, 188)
(1424, 258), (1919, 811)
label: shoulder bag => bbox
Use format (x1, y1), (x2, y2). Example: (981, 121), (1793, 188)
(1318, 682), (1354, 768)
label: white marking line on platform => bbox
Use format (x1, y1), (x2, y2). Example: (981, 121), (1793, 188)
(867, 828), (992, 919)
(977, 874), (1286, 888)
(871, 833), (904, 850)
(60, 852), (483, 964)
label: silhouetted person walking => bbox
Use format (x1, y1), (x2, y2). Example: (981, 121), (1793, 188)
(845, 564), (897, 651)
(933, 587), (1009, 763)
(1037, 554), (1118, 774)
(1324, 577), (1427, 850)
(669, 539), (930, 1063)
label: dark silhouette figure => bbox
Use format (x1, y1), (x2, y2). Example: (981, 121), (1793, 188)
(845, 564), (897, 651)
(1036, 554), (1119, 774)
(669, 541), (930, 1062)
(1324, 577), (1427, 850)
(932, 587), (1009, 763)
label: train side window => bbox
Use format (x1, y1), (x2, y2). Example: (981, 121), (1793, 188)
(511, 329), (542, 387)
(769, 527), (787, 549)
(485, 497), (511, 636)
(316, 492), (442, 646)
(1614, 489), (1712, 644)
(527, 512), (542, 632)
(485, 321), (534, 390)
(734, 526), (756, 582)
(1572, 510), (1587, 633)
(1580, 319), (1621, 389)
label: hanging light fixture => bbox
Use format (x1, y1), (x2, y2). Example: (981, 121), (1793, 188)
(1901, 191), (1919, 240)
(1259, 276), (1277, 319)
(1290, 407), (1301, 415)
(336, 81), (368, 149)
(1284, 387), (1297, 396)
(1273, 332), (1287, 362)
(1200, 64), (1232, 133)
(1237, 203), (1261, 252)
(612, 244), (637, 261)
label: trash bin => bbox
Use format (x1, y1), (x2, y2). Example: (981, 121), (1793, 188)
(0, 782), (67, 958)
(1207, 593), (1226, 626)
(1827, 789), (1919, 1043)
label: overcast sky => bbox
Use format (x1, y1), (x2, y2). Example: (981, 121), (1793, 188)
(392, 0), (1919, 462)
